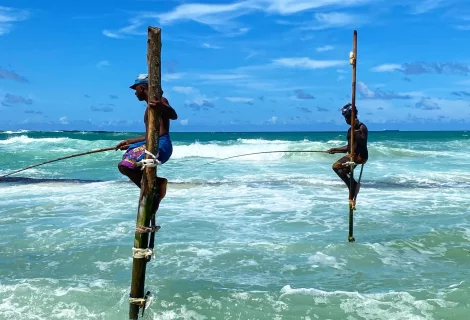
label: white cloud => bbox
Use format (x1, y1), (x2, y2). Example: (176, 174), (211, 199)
(272, 57), (348, 69)
(157, 2), (250, 25)
(409, 0), (446, 14)
(225, 97), (254, 103)
(224, 27), (250, 37)
(102, 18), (145, 39)
(102, 30), (122, 39)
(172, 86), (196, 94)
(306, 12), (366, 30)
(370, 64), (402, 72)
(245, 50), (261, 60)
(262, 0), (373, 15)
(59, 116), (68, 124)
(268, 116), (277, 124)
(316, 45), (334, 52)
(202, 43), (222, 49)
(357, 81), (415, 100)
(96, 60), (110, 68)
(104, 0), (374, 37)
(199, 74), (249, 80)
(357, 81), (375, 99)
(185, 96), (219, 106)
(180, 119), (189, 125)
(163, 73), (184, 82)
(0, 6), (29, 36)
(359, 97), (469, 123)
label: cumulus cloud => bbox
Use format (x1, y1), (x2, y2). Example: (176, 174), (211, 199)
(298, 107), (312, 113)
(186, 100), (215, 111)
(415, 98), (440, 110)
(0, 66), (28, 83)
(294, 89), (315, 100)
(357, 81), (412, 100)
(267, 116), (277, 124)
(2, 93), (33, 106)
(451, 91), (470, 97)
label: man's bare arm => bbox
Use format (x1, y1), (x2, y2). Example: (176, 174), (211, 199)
(150, 99), (178, 120)
(328, 145), (348, 154)
(162, 106), (178, 120)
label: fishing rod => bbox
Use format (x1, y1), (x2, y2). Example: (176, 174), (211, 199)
(0, 145), (128, 179)
(198, 150), (329, 167)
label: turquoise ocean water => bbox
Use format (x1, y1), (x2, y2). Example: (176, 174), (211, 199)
(0, 130), (469, 319)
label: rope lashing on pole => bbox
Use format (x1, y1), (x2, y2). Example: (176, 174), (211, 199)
(0, 145), (129, 179)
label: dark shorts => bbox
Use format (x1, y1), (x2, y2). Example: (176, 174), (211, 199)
(333, 154), (367, 170)
(118, 134), (173, 170)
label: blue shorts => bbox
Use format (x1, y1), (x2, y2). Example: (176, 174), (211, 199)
(119, 134), (173, 170)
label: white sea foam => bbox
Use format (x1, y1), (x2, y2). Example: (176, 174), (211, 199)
(0, 135), (68, 144)
(1, 132), (469, 320)
(279, 285), (440, 320)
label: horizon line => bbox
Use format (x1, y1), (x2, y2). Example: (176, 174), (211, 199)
(1, 129), (469, 134)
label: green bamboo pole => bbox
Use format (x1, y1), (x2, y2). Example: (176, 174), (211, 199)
(129, 26), (162, 319)
(348, 30), (358, 243)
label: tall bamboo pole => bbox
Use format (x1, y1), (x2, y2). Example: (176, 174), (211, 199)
(348, 30), (357, 243)
(129, 26), (162, 319)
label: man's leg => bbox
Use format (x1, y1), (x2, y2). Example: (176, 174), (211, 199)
(153, 177), (167, 213)
(118, 163), (167, 214)
(332, 155), (357, 200)
(118, 164), (143, 187)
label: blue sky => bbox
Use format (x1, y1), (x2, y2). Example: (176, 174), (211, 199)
(1, 0), (470, 132)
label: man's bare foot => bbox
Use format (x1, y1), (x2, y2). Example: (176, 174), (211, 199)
(349, 199), (356, 210)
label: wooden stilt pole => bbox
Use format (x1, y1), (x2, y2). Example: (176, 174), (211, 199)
(348, 30), (357, 243)
(129, 26), (162, 320)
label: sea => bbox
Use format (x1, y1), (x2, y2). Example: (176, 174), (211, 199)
(0, 130), (469, 320)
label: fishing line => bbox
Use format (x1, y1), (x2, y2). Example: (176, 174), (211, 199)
(0, 145), (127, 179)
(1, 147), (330, 178)
(197, 150), (328, 167)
